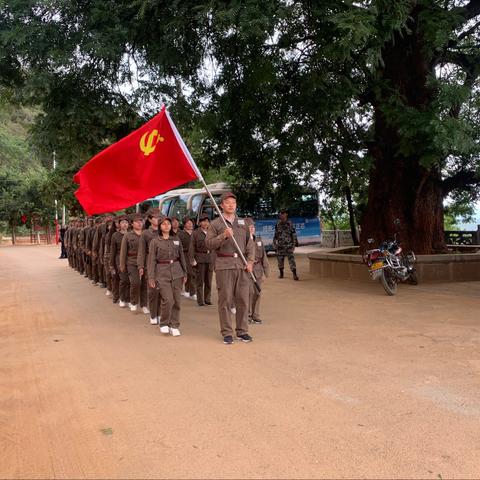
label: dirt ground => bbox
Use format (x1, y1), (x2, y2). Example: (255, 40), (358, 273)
(1, 245), (479, 479)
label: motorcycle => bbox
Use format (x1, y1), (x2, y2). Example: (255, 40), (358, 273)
(363, 219), (418, 295)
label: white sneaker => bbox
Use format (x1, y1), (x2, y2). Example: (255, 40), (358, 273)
(160, 325), (170, 334)
(183, 292), (190, 298)
(230, 307), (237, 314)
(191, 294), (197, 301)
(170, 328), (181, 337)
(105, 290), (112, 297)
(129, 304), (138, 312)
(150, 317), (158, 325)
(142, 306), (150, 315)
(119, 300), (126, 308)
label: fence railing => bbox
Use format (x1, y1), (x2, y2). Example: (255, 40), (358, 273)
(445, 229), (480, 246)
(321, 226), (480, 248)
(321, 230), (356, 248)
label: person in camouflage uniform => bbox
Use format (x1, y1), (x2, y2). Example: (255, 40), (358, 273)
(272, 209), (299, 281)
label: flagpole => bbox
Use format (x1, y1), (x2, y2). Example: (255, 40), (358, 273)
(164, 108), (260, 293)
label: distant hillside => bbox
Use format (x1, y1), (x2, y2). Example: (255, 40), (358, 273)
(0, 101), (38, 170)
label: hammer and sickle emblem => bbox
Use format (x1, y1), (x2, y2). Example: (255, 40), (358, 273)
(140, 129), (164, 156)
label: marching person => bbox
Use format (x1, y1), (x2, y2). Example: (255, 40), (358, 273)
(119, 213), (148, 313)
(138, 208), (160, 325)
(84, 217), (96, 282)
(205, 192), (255, 345)
(110, 215), (130, 307)
(170, 216), (180, 236)
(72, 219), (80, 272)
(91, 216), (105, 288)
(76, 218), (86, 276)
(273, 208), (299, 281)
(106, 217), (119, 303)
(178, 216), (196, 300)
(65, 220), (73, 267)
(147, 215), (187, 337)
(103, 216), (115, 297)
(59, 224), (67, 259)
(189, 213), (213, 306)
(245, 217), (270, 324)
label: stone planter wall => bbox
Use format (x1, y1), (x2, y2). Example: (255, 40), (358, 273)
(309, 247), (480, 283)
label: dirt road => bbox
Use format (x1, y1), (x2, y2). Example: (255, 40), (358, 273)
(1, 245), (479, 479)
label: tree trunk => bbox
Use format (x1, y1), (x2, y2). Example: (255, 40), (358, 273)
(345, 185), (359, 246)
(360, 6), (447, 254)
(11, 222), (16, 245)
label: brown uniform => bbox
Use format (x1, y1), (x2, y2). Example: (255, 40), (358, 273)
(65, 226), (74, 269)
(205, 216), (255, 337)
(137, 227), (160, 320)
(90, 225), (101, 283)
(249, 236), (270, 322)
(110, 230), (130, 303)
(178, 229), (196, 297)
(188, 227), (213, 305)
(147, 235), (186, 329)
(92, 223), (107, 286)
(76, 226), (86, 275)
(84, 225), (95, 280)
(103, 225), (114, 293)
(120, 231), (147, 308)
(73, 225), (80, 272)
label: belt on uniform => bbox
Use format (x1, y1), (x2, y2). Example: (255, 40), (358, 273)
(197, 249), (209, 253)
(128, 252), (137, 257)
(217, 252), (239, 258)
(157, 258), (180, 264)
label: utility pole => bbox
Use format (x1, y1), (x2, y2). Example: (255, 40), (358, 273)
(53, 150), (59, 244)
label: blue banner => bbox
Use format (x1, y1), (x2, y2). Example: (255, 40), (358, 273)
(254, 217), (321, 249)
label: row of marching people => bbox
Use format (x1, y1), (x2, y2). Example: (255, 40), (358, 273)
(64, 209), (214, 337)
(63, 192), (270, 343)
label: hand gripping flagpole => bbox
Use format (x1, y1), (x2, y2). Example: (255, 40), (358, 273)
(165, 109), (261, 293)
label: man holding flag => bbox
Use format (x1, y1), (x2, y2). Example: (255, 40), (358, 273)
(74, 106), (261, 339)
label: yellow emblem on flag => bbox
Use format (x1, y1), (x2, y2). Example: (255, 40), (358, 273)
(140, 130), (164, 156)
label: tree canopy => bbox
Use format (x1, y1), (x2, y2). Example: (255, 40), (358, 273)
(1, 0), (479, 252)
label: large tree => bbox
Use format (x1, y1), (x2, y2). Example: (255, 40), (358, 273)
(360, 1), (480, 252)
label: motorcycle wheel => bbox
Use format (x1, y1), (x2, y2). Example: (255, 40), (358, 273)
(407, 269), (418, 285)
(380, 268), (397, 295)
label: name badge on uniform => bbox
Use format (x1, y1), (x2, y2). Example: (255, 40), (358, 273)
(238, 219), (245, 225)
(257, 241), (262, 246)
(173, 240), (180, 246)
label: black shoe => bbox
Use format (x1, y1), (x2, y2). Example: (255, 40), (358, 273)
(236, 333), (253, 343)
(204, 301), (212, 305)
(112, 299), (118, 304)
(99, 283), (106, 288)
(223, 335), (234, 345)
(293, 270), (299, 281)
(279, 269), (284, 279)
(197, 303), (205, 306)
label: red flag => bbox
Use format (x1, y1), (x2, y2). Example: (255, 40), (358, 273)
(74, 106), (201, 215)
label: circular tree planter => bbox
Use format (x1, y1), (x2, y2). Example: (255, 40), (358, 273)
(308, 247), (480, 283)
